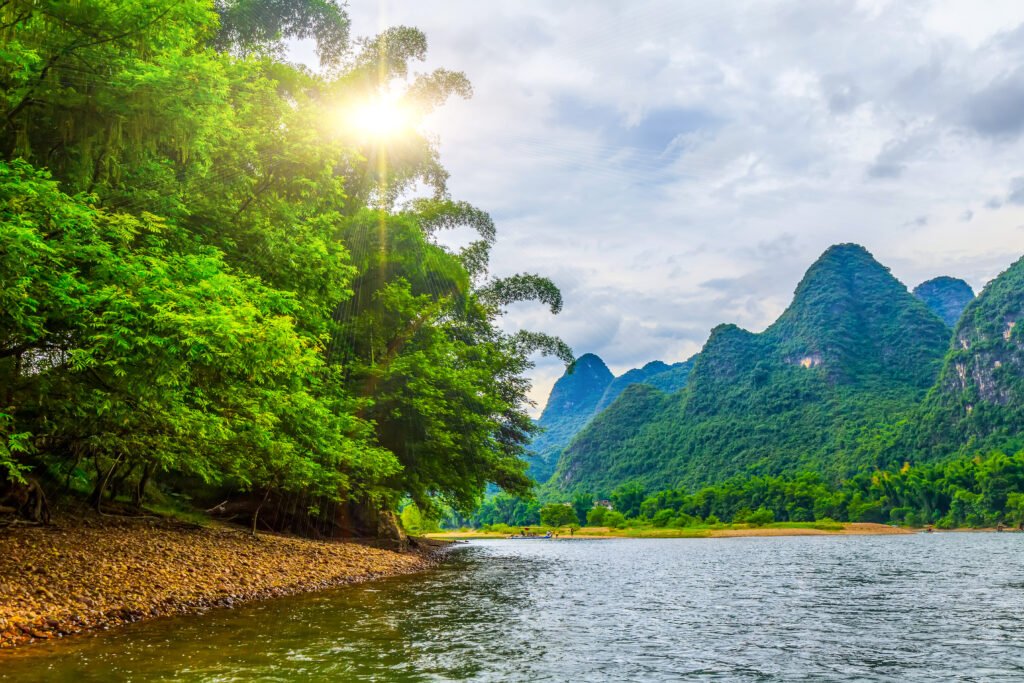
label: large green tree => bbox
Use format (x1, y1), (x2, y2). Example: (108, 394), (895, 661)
(0, 0), (569, 525)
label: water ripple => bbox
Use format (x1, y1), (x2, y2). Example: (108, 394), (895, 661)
(3, 534), (1024, 681)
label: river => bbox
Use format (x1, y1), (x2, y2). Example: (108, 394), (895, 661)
(2, 533), (1024, 681)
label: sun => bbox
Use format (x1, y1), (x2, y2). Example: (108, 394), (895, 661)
(343, 94), (414, 142)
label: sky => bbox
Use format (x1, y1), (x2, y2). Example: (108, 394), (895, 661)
(294, 0), (1024, 414)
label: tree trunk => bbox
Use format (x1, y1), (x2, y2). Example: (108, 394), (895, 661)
(252, 487), (271, 537)
(108, 462), (136, 502)
(91, 453), (124, 514)
(133, 461), (156, 509)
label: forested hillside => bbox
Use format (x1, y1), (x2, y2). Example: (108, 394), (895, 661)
(593, 358), (695, 413)
(526, 354), (695, 482)
(0, 0), (571, 534)
(551, 244), (953, 494)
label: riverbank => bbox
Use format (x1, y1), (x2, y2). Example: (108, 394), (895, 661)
(0, 515), (448, 649)
(428, 522), (914, 540)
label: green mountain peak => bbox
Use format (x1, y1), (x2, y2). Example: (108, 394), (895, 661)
(913, 276), (975, 328)
(551, 244), (952, 494)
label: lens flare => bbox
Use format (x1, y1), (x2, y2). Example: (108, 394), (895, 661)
(342, 95), (413, 141)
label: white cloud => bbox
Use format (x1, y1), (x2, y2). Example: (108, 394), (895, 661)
(295, 1), (1024, 414)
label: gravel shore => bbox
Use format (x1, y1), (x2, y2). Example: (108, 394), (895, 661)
(0, 515), (447, 648)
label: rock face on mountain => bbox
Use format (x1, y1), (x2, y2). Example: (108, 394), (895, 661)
(526, 354), (613, 483)
(910, 257), (1024, 457)
(913, 276), (975, 328)
(551, 244), (952, 494)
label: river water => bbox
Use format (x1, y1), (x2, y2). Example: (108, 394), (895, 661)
(2, 533), (1024, 681)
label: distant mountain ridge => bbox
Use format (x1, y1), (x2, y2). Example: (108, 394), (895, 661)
(549, 244), (953, 494)
(914, 276), (975, 328)
(594, 357), (696, 413)
(526, 354), (612, 483)
(526, 354), (697, 483)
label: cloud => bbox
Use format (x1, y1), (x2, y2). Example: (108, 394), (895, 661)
(1007, 176), (1024, 205)
(866, 132), (936, 179)
(292, 2), (1024, 413)
(963, 67), (1024, 139)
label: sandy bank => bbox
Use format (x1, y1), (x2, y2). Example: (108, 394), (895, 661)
(429, 522), (914, 540)
(708, 522), (912, 537)
(0, 515), (447, 649)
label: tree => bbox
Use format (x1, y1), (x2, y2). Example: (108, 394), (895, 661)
(611, 482), (646, 518)
(571, 492), (593, 526)
(603, 510), (627, 529)
(586, 506), (607, 526)
(539, 503), (578, 528)
(0, 0), (570, 532)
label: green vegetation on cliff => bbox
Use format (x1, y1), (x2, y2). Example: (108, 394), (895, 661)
(593, 358), (695, 413)
(907, 257), (1024, 459)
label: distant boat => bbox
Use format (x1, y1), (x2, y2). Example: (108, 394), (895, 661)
(509, 533), (554, 539)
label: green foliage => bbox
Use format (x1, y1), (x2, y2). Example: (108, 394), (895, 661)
(399, 503), (438, 535)
(526, 354), (612, 483)
(539, 502), (578, 528)
(470, 493), (540, 527)
(602, 510), (627, 528)
(526, 354), (695, 485)
(571, 492), (592, 526)
(913, 277), (975, 328)
(746, 507), (775, 526)
(610, 482), (646, 518)
(903, 256), (1024, 462)
(214, 0), (350, 66)
(651, 508), (674, 527)
(594, 358), (695, 413)
(625, 452), (1024, 528)
(586, 506), (607, 526)
(0, 0), (567, 524)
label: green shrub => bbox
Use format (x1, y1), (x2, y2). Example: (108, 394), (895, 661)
(671, 513), (699, 528)
(652, 509), (674, 527)
(889, 506), (912, 524)
(789, 507), (812, 522)
(747, 507), (775, 526)
(604, 510), (627, 528)
(586, 506), (607, 526)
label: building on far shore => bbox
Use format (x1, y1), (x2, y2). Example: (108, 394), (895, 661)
(593, 500), (613, 510)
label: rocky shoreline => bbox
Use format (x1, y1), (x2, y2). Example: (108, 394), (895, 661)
(0, 515), (449, 649)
